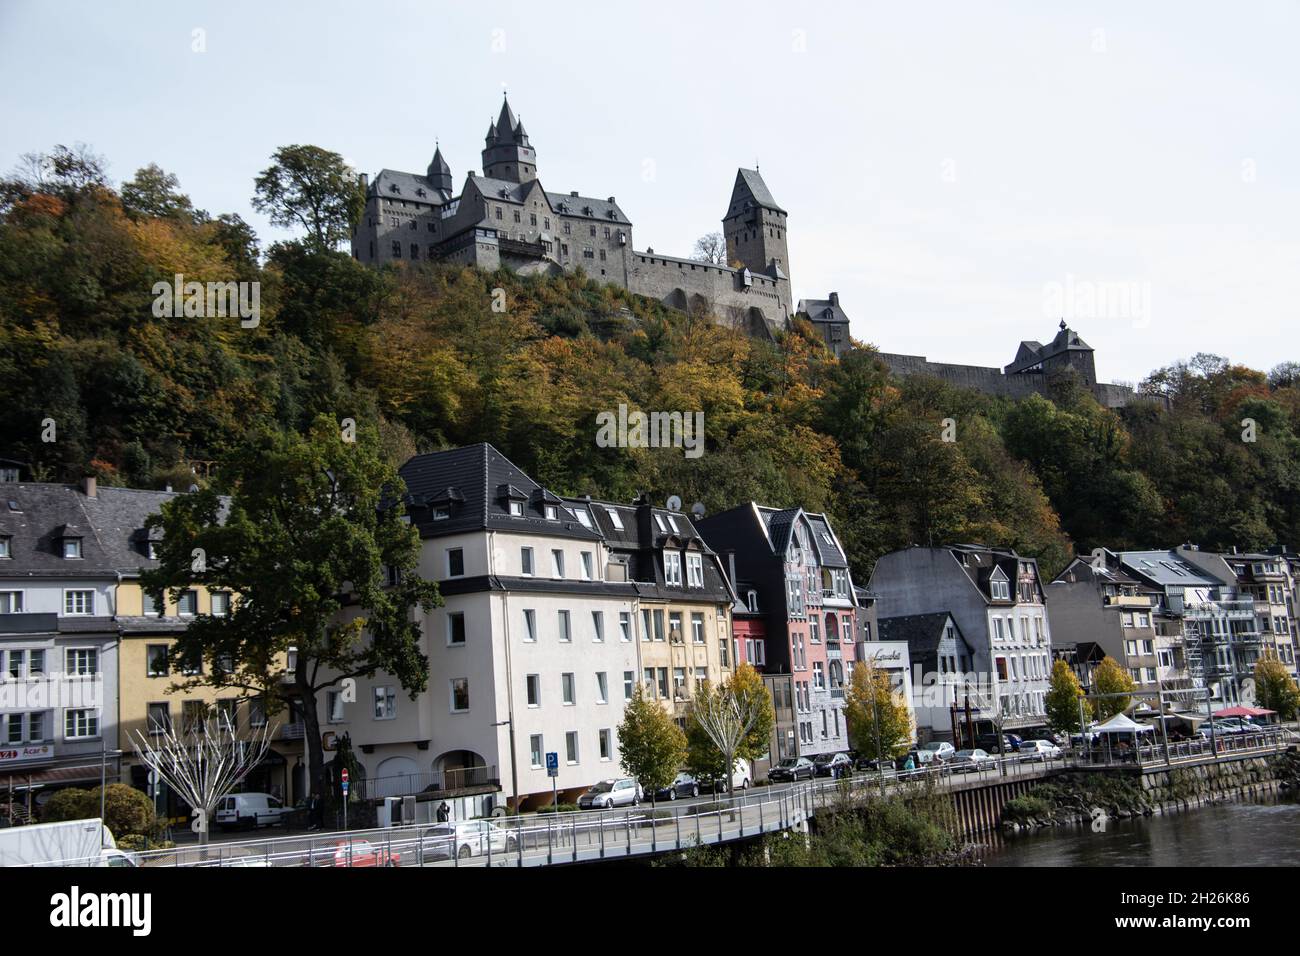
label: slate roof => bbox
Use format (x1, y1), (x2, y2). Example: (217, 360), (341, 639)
(564, 495), (735, 605)
(1115, 551), (1221, 589)
(876, 612), (974, 661)
(805, 513), (849, 569)
(370, 168), (451, 205)
(1005, 323), (1094, 374)
(730, 168), (786, 215)
(946, 544), (1037, 603)
(399, 444), (602, 541)
(0, 483), (182, 579)
(797, 296), (849, 326)
(546, 191), (629, 224)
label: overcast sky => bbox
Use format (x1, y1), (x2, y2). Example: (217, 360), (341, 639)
(2, 0), (1297, 383)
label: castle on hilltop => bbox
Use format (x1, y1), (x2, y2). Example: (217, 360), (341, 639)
(351, 96), (1137, 405)
(351, 95), (826, 341)
(876, 320), (1137, 408)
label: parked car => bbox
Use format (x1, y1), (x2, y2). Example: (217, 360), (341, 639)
(767, 757), (815, 783)
(914, 741), (955, 765)
(215, 793), (286, 831)
(1018, 739), (1063, 761)
(850, 751), (895, 772)
(655, 773), (700, 801)
(577, 778), (642, 809)
(949, 749), (995, 772)
(699, 759), (751, 794)
(974, 733), (1019, 754)
(813, 752), (854, 778)
(331, 839), (400, 867)
(1208, 718), (1250, 736)
(417, 820), (518, 862)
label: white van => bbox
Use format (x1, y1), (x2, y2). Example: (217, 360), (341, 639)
(215, 793), (286, 830)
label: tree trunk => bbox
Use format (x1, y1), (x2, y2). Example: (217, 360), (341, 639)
(298, 673), (326, 816)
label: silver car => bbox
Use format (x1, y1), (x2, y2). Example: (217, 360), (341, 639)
(949, 748), (994, 772)
(577, 777), (642, 809)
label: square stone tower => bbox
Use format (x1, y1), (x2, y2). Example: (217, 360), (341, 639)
(723, 168), (790, 284)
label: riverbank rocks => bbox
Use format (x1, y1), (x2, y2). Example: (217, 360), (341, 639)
(1000, 753), (1297, 830)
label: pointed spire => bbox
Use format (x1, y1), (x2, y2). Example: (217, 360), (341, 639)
(495, 94), (518, 142)
(430, 145), (450, 174)
(427, 144), (453, 193)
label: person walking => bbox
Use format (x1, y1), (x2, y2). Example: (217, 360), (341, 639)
(437, 801), (450, 823)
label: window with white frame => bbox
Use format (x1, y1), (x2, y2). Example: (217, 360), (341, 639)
(0, 590), (23, 613)
(64, 708), (98, 739)
(686, 553), (703, 587)
(530, 734), (544, 768)
(326, 690), (346, 723)
(581, 551), (593, 580)
(623, 671), (634, 700)
(591, 610), (604, 642)
(669, 612), (682, 643)
(526, 673), (541, 707)
(63, 537), (82, 559)
(605, 508), (623, 530)
(619, 612), (632, 642)
(558, 610), (571, 643)
(0, 535), (10, 559)
(65, 647), (97, 676)
(562, 672), (575, 705)
(596, 672), (608, 704)
(447, 612), (466, 646)
(691, 612), (705, 644)
(210, 591), (230, 617)
(508, 500), (523, 517)
(373, 686), (396, 720)
(673, 667), (687, 700)
(521, 547), (534, 576)
(64, 590), (93, 616)
(177, 590), (198, 616)
(446, 548), (465, 578)
(450, 678), (469, 713)
(664, 552), (682, 587)
(565, 730), (579, 764)
(599, 728), (612, 761)
(522, 608), (537, 642)
(146, 645), (169, 677)
(551, 549), (565, 578)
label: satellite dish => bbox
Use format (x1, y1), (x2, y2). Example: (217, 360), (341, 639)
(691, 502), (706, 518)
(666, 495), (682, 512)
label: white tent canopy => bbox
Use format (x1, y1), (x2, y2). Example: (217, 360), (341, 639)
(1090, 713), (1156, 734)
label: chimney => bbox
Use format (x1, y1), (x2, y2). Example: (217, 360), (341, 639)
(359, 172), (369, 191)
(82, 476), (97, 498)
(570, 190), (579, 197)
(607, 196), (616, 203)
(829, 292), (839, 306)
(727, 550), (738, 589)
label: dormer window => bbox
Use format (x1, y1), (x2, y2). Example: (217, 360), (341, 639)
(146, 541), (158, 560)
(605, 508), (623, 530)
(509, 501), (523, 517)
(545, 504), (558, 521)
(432, 505), (451, 521)
(389, 184), (400, 193)
(654, 514), (668, 533)
(747, 590), (759, 613)
(0, 535), (10, 559)
(991, 578), (1010, 600)
(63, 537), (82, 559)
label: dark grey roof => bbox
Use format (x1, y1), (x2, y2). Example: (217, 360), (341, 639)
(0, 483), (182, 579)
(946, 544), (1036, 603)
(758, 507), (801, 555)
(729, 168), (785, 215)
(564, 495), (735, 605)
(797, 296), (849, 326)
(1005, 324), (1094, 374)
(399, 444), (602, 541)
(877, 612), (973, 658)
(1115, 550), (1221, 588)
(804, 513), (848, 568)
(370, 168), (451, 205)
(546, 191), (629, 224)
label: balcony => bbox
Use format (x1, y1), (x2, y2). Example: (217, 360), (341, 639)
(1104, 594), (1153, 608)
(280, 722), (305, 741)
(352, 765), (500, 801)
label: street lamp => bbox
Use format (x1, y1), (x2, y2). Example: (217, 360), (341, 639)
(492, 718), (519, 814)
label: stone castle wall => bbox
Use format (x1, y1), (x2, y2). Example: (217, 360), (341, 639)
(877, 352), (1137, 409)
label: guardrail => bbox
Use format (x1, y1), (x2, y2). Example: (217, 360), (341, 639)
(25, 734), (1290, 868)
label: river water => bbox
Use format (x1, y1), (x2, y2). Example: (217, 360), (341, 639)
(982, 795), (1300, 867)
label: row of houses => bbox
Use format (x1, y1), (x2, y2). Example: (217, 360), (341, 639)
(2, 447), (1298, 821)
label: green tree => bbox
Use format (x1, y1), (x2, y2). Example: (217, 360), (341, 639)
(139, 414), (441, 801)
(844, 660), (914, 760)
(252, 145), (364, 251)
(617, 686), (687, 805)
(1254, 651), (1300, 720)
(39, 784), (160, 841)
(1045, 659), (1092, 733)
(120, 163), (195, 221)
(1092, 656), (1137, 720)
(685, 663), (775, 798)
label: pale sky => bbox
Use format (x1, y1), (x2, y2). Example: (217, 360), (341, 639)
(2, 0), (1297, 383)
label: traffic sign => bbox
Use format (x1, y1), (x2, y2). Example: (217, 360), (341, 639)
(341, 768), (349, 782)
(545, 752), (559, 777)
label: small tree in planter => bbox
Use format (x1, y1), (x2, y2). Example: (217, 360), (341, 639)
(617, 686), (687, 808)
(130, 711), (274, 846)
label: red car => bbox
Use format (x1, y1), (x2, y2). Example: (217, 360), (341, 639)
(331, 840), (400, 867)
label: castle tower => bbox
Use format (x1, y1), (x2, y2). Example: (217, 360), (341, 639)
(481, 95), (537, 183)
(427, 145), (453, 196)
(722, 168), (790, 282)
